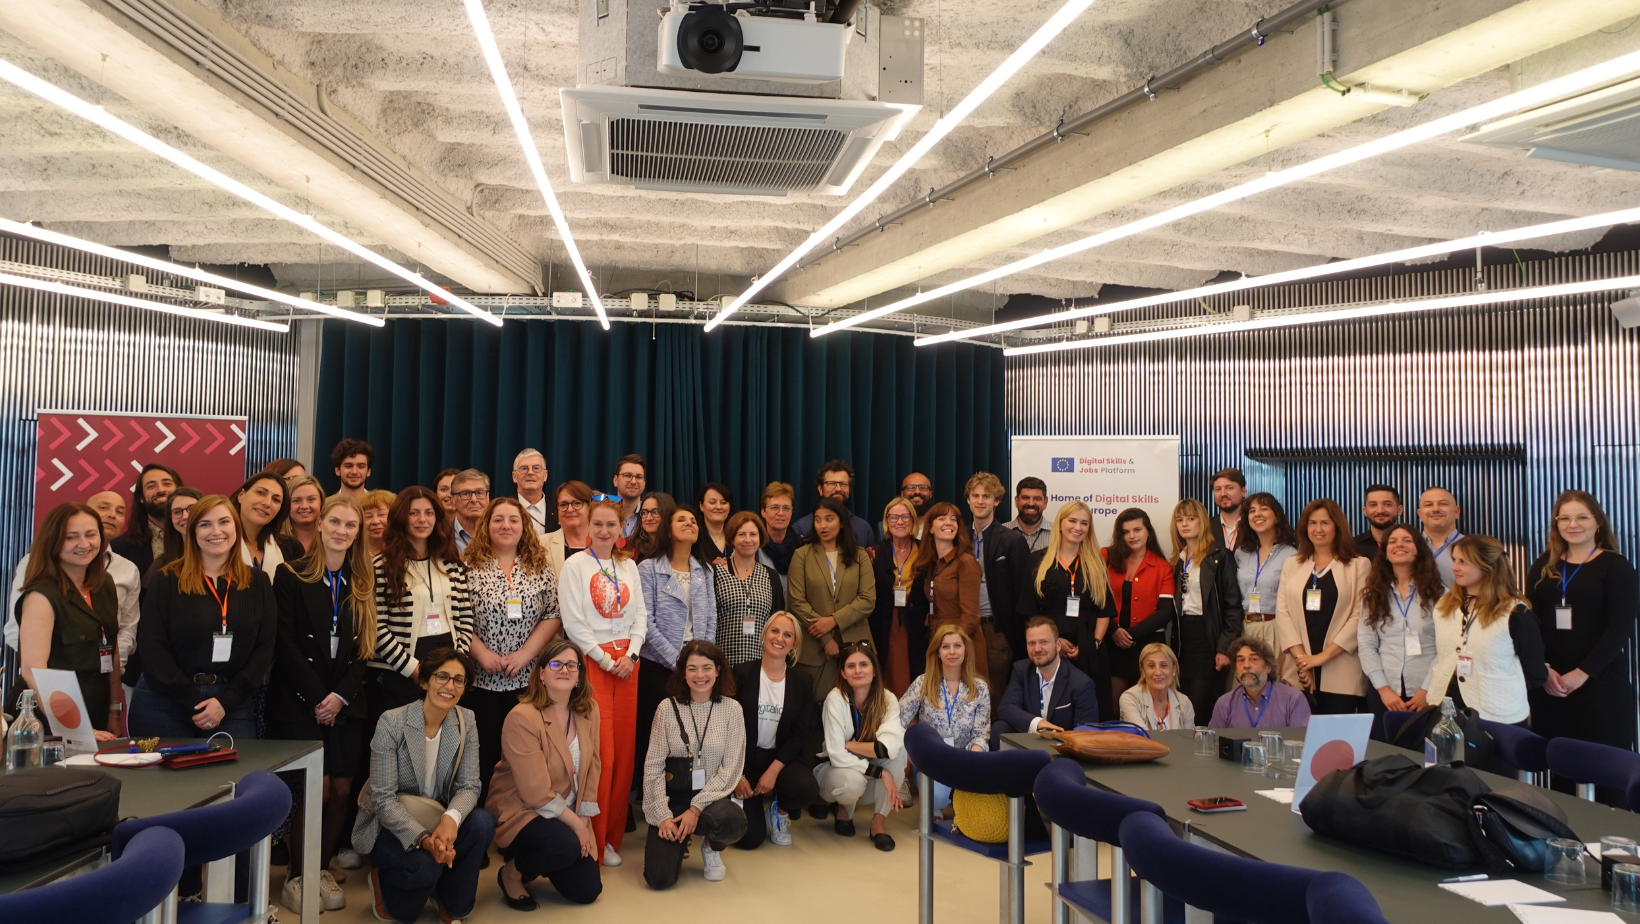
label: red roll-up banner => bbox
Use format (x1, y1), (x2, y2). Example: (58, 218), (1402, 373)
(33, 410), (250, 527)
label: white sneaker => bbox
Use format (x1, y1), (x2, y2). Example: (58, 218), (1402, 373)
(700, 839), (726, 881)
(336, 848), (364, 869)
(280, 877), (303, 914)
(765, 800), (792, 846)
(602, 844), (623, 867)
(319, 870), (346, 911)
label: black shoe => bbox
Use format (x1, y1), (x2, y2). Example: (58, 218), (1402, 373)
(834, 817), (856, 837)
(808, 802), (831, 820)
(480, 851), (491, 870)
(497, 866), (537, 912)
(626, 812), (637, 833)
(871, 833), (896, 852)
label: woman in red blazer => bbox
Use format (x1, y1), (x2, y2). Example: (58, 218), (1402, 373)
(1103, 508), (1177, 716)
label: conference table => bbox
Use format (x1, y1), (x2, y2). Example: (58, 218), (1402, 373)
(1001, 729), (1640, 923)
(0, 738), (324, 924)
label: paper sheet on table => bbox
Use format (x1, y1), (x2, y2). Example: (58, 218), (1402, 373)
(1439, 880), (1566, 906)
(1507, 904), (1623, 923)
(1255, 789), (1294, 804)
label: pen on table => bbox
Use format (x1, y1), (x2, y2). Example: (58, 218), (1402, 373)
(1441, 874), (1488, 883)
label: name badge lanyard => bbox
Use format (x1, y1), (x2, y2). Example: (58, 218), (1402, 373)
(587, 547), (626, 622)
(927, 554), (955, 616)
(423, 560), (448, 635)
(1392, 584), (1423, 670)
(1305, 563), (1330, 612)
(80, 584), (114, 674)
(205, 577), (233, 663)
(325, 567), (344, 658)
(892, 545), (910, 608)
(1456, 598), (1480, 679)
(687, 702), (715, 788)
(941, 680), (959, 744)
(1429, 532), (1459, 562)
(1061, 556), (1081, 617)
(1557, 556), (1591, 630)
(502, 559), (525, 620)
(1242, 683), (1272, 727)
(1249, 549), (1273, 612)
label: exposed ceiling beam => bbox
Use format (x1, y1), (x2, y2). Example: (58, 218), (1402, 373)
(777, 0), (1640, 309)
(0, 0), (540, 294)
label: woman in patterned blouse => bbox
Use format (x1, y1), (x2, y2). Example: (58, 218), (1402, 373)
(713, 511), (786, 667)
(898, 624), (990, 814)
(462, 497), (561, 799)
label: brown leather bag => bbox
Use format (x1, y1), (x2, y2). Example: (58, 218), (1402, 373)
(1038, 728), (1170, 763)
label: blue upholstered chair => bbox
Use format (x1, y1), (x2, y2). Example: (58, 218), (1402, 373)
(0, 826), (186, 924)
(1120, 810), (1331, 924)
(1033, 756), (1186, 924)
(1478, 719), (1548, 784)
(1305, 871), (1393, 924)
(111, 770), (293, 924)
(904, 724), (1051, 924)
(1546, 737), (1640, 806)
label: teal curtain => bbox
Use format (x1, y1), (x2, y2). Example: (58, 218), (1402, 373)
(316, 319), (1009, 519)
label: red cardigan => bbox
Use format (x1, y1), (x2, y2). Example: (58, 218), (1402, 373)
(1103, 548), (1177, 636)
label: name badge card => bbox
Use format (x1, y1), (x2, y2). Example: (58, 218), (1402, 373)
(99, 644), (114, 675)
(331, 635), (340, 658)
(894, 586), (907, 607)
(1246, 593), (1261, 612)
(1065, 597), (1081, 618)
(691, 768), (706, 789)
(1405, 635), (1422, 657)
(1556, 606), (1573, 631)
(742, 616), (758, 636)
(506, 598), (524, 620)
(1305, 588), (1322, 612)
(212, 632), (234, 663)
(1456, 654), (1474, 679)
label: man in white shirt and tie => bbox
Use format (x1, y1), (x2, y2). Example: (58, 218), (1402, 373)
(511, 448), (554, 536)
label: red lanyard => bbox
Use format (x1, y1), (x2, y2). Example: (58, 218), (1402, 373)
(204, 577), (230, 633)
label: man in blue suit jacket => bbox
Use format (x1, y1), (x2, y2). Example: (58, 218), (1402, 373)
(992, 617), (1102, 747)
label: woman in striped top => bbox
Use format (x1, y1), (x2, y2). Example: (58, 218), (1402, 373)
(712, 510), (785, 667)
(641, 640), (747, 889)
(370, 486), (473, 717)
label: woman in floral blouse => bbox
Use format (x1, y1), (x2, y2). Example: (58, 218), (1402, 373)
(898, 624), (991, 814)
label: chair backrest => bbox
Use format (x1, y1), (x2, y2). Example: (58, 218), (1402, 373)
(1119, 811), (1321, 924)
(1546, 737), (1640, 806)
(905, 724), (1050, 797)
(1305, 871), (1391, 924)
(110, 770), (293, 866)
(0, 825), (185, 922)
(1033, 756), (1164, 844)
(1477, 719), (1548, 774)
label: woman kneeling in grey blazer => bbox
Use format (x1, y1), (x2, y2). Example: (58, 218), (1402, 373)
(353, 648), (495, 924)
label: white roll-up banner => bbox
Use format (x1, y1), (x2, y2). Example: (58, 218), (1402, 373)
(1010, 435), (1181, 555)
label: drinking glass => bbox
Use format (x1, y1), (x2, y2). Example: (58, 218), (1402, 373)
(1241, 743), (1266, 774)
(1283, 740), (1305, 776)
(1613, 864), (1640, 912)
(1193, 727), (1217, 757)
(1602, 836), (1638, 859)
(1546, 837), (1587, 885)
(1258, 732), (1285, 777)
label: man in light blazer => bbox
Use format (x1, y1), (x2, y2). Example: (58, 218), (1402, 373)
(354, 650), (495, 924)
(991, 617), (1101, 748)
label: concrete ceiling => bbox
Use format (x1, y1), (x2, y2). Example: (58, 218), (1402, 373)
(1, 0), (1639, 327)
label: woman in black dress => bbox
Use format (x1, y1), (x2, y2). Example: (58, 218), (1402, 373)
(1017, 500), (1115, 716)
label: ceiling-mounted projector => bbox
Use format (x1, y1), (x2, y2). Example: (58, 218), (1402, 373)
(659, 3), (848, 84)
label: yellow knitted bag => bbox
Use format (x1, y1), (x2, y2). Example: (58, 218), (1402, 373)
(951, 789), (1010, 843)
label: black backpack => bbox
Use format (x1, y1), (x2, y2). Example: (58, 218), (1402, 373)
(1389, 703), (1497, 771)
(1299, 754), (1491, 869)
(0, 767), (122, 872)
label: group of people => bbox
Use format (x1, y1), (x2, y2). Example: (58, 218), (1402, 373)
(7, 442), (1635, 920)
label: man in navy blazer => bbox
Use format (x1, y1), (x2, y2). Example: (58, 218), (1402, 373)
(992, 617), (1101, 747)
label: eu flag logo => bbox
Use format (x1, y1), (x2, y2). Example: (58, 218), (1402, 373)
(1051, 457), (1074, 473)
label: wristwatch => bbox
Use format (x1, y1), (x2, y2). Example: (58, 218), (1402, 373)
(414, 829), (434, 850)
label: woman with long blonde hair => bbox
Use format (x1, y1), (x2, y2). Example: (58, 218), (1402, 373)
(1425, 536), (1547, 726)
(267, 495), (378, 911)
(898, 625), (991, 812)
(1168, 497), (1243, 721)
(1018, 501), (1113, 712)
(131, 495), (276, 740)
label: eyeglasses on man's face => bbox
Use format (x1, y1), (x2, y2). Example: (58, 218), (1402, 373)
(431, 671), (467, 687)
(514, 464), (546, 474)
(821, 479), (850, 489)
(901, 483), (931, 494)
(453, 489), (489, 500)
(762, 504), (793, 515)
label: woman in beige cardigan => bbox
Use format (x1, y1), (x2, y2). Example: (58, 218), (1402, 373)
(789, 497), (878, 701)
(487, 639), (603, 910)
(1275, 498), (1370, 714)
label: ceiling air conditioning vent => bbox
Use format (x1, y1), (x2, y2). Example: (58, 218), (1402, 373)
(1463, 75), (1640, 172)
(562, 86), (917, 196)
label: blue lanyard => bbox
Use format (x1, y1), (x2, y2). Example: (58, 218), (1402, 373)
(940, 680), (958, 729)
(1392, 584), (1416, 625)
(973, 527), (984, 562)
(1560, 555), (1592, 605)
(1310, 563), (1330, 587)
(1253, 548), (1274, 585)
(587, 547), (622, 598)
(1181, 552), (1193, 573)
(850, 701), (864, 740)
(1428, 532), (1459, 561)
(325, 567), (343, 638)
(892, 544), (910, 585)
(1242, 685), (1272, 727)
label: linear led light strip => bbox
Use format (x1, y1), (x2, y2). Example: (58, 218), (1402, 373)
(0, 217), (384, 327)
(815, 47), (1640, 338)
(0, 58), (501, 327)
(1005, 273), (1640, 356)
(0, 271), (289, 332)
(916, 205), (1640, 345)
(464, 0), (607, 329)
(704, 0), (1100, 331)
